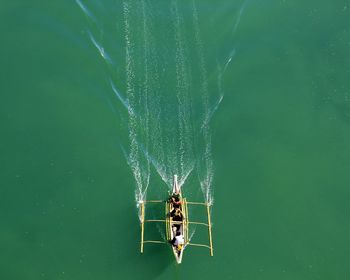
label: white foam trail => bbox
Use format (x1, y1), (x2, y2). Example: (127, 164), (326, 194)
(139, 1), (165, 191)
(192, 0), (216, 204)
(124, 1), (140, 196)
(123, 0), (150, 213)
(79, 0), (220, 218)
(232, 0), (248, 35)
(140, 144), (170, 186)
(192, 0), (208, 93)
(201, 73), (219, 205)
(201, 93), (224, 130)
(109, 79), (130, 110)
(223, 48), (236, 74)
(76, 1), (114, 68)
(140, 0), (151, 194)
(178, 163), (194, 188)
(172, 0), (194, 186)
(198, 121), (214, 204)
(140, 139), (193, 192)
(172, 0), (186, 178)
(87, 30), (113, 65)
(75, 0), (97, 23)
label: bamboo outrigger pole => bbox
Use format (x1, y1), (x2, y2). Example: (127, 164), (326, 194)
(186, 201), (207, 206)
(206, 204), (214, 256)
(140, 202), (145, 253)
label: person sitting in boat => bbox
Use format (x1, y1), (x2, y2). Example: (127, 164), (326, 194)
(171, 208), (183, 221)
(172, 225), (178, 235)
(168, 193), (180, 202)
(170, 196), (181, 208)
(173, 232), (184, 250)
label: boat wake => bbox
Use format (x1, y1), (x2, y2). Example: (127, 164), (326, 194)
(75, 0), (242, 221)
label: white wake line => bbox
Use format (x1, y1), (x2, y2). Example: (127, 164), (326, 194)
(75, 0), (97, 23)
(223, 48), (236, 74)
(121, 144), (148, 205)
(110, 79), (130, 110)
(123, 1), (150, 202)
(139, 143), (170, 187)
(223, 0), (250, 74)
(232, 0), (248, 36)
(178, 163), (195, 188)
(172, 0), (192, 183)
(75, 1), (114, 68)
(87, 30), (113, 66)
(201, 93), (224, 131)
(139, 141), (195, 190)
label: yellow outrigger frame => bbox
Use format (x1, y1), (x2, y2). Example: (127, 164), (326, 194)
(139, 198), (214, 257)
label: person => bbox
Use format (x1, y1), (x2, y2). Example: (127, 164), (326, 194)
(172, 225), (178, 234)
(174, 232), (184, 249)
(170, 196), (181, 208)
(172, 196), (181, 208)
(171, 208), (183, 221)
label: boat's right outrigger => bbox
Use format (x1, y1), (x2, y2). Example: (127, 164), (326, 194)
(139, 175), (214, 264)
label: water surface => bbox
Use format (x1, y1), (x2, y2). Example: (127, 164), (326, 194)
(1, 0), (350, 279)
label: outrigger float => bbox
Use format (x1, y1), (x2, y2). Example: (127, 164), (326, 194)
(139, 175), (213, 264)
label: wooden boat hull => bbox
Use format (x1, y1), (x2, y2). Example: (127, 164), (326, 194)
(166, 197), (188, 264)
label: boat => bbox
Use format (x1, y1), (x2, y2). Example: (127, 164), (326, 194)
(165, 175), (188, 263)
(139, 175), (213, 264)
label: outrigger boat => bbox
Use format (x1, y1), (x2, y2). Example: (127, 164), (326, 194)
(139, 175), (213, 264)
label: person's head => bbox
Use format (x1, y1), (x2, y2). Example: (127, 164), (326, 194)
(174, 197), (180, 202)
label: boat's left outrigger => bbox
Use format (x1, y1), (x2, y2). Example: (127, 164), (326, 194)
(139, 175), (214, 263)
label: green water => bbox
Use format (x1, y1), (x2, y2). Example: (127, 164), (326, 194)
(1, 0), (350, 279)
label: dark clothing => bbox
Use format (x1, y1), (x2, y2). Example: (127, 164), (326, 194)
(168, 194), (180, 203)
(173, 203), (180, 209)
(171, 197), (181, 209)
(171, 209), (183, 221)
(173, 215), (183, 221)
